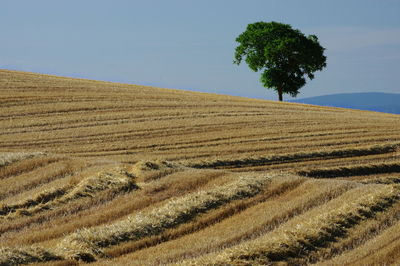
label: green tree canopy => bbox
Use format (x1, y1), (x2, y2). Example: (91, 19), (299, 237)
(234, 21), (327, 101)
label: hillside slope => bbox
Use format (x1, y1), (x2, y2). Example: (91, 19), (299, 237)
(0, 69), (399, 265)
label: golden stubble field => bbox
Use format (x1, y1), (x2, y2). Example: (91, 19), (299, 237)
(0, 69), (399, 265)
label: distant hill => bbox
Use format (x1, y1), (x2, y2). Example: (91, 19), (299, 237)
(291, 92), (400, 114)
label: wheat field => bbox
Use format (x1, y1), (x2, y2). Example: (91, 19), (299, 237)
(0, 69), (399, 265)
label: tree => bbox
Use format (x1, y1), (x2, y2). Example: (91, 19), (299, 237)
(234, 21), (327, 101)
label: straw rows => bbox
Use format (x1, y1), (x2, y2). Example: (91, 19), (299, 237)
(1, 69), (399, 166)
(57, 173), (271, 261)
(0, 166), (137, 218)
(0, 69), (399, 265)
(185, 184), (399, 265)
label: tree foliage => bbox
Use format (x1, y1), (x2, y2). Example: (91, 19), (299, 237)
(234, 21), (327, 101)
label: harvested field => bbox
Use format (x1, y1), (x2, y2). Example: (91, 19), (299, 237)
(0, 69), (399, 265)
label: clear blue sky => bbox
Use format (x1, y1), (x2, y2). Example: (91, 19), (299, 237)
(1, 0), (399, 100)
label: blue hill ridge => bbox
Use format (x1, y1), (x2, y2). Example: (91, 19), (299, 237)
(290, 92), (400, 115)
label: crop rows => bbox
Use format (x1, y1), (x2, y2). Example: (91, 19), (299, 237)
(0, 69), (399, 265)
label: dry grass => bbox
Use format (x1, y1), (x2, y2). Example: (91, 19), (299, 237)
(0, 152), (44, 168)
(0, 246), (61, 266)
(0, 167), (137, 220)
(188, 143), (400, 169)
(299, 162), (400, 178)
(1, 69), (399, 164)
(321, 219), (400, 265)
(0, 187), (68, 216)
(306, 200), (400, 264)
(0, 169), (224, 247)
(56, 173), (270, 261)
(103, 178), (355, 265)
(0, 69), (399, 265)
(185, 184), (399, 265)
(129, 160), (185, 182)
(0, 156), (60, 181)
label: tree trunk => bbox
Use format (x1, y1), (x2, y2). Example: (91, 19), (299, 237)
(278, 88), (283, 101)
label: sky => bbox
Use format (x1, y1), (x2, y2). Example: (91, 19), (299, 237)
(1, 0), (400, 100)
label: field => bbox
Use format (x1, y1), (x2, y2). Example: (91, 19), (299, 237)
(0, 69), (399, 265)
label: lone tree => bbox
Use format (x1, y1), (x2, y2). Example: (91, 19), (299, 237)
(234, 21), (327, 101)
